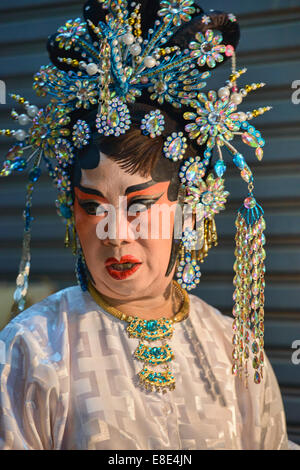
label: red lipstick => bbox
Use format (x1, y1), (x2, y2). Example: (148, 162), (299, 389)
(105, 255), (142, 280)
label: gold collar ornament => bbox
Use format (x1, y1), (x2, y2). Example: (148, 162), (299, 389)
(87, 280), (190, 393)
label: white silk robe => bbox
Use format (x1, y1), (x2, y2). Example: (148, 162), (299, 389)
(0, 286), (297, 450)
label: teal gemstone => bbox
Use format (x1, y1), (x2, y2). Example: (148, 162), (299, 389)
(151, 347), (161, 357)
(146, 320), (157, 331)
(11, 157), (26, 171)
(214, 160), (226, 177)
(29, 167), (41, 182)
(233, 153), (245, 169)
(59, 204), (72, 219)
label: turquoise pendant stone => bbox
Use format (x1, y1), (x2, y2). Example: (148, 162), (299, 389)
(233, 153), (245, 169)
(146, 320), (158, 332)
(214, 159), (226, 177)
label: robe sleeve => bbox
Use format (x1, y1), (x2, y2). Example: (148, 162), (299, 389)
(0, 320), (67, 450)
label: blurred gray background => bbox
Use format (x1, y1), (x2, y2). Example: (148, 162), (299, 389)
(0, 0), (299, 444)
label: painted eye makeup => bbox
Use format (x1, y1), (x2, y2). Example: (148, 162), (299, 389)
(78, 200), (107, 216)
(127, 198), (157, 215)
(78, 195), (163, 216)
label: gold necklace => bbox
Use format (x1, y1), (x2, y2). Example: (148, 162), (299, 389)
(88, 280), (190, 393)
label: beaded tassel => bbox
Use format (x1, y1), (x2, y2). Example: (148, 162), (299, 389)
(176, 228), (201, 290)
(232, 189), (266, 388)
(197, 217), (218, 263)
(75, 245), (88, 291)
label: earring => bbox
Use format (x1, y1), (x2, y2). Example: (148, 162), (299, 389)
(196, 216), (218, 263)
(176, 227), (202, 291)
(75, 243), (88, 292)
(64, 211), (77, 255)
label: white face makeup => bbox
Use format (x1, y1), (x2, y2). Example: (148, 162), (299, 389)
(74, 152), (179, 301)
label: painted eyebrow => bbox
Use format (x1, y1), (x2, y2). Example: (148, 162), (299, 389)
(76, 180), (158, 197)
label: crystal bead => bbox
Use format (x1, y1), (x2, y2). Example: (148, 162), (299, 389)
(29, 167), (41, 182)
(255, 147), (263, 160)
(107, 109), (120, 128)
(169, 136), (183, 157)
(214, 159), (226, 177)
(242, 132), (259, 148)
(146, 116), (160, 134)
(252, 341), (259, 354)
(186, 162), (200, 182)
(252, 356), (259, 369)
(254, 371), (261, 384)
(240, 167), (252, 182)
(182, 263), (195, 283)
(244, 196), (256, 209)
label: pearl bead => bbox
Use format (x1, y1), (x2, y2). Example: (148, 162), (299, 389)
(230, 93), (243, 105)
(130, 43), (141, 56)
(144, 56), (156, 68)
(240, 88), (247, 97)
(218, 87), (230, 99)
(238, 112), (247, 122)
(122, 33), (134, 45)
(14, 129), (26, 141)
(27, 105), (39, 118)
(86, 63), (98, 75)
(18, 114), (30, 126)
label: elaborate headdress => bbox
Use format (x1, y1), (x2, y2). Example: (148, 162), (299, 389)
(1, 0), (270, 390)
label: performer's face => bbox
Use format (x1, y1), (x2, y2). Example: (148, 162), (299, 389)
(74, 152), (179, 300)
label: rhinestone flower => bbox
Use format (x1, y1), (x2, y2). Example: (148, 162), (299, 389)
(148, 68), (210, 109)
(96, 97), (131, 137)
(140, 109), (165, 138)
(148, 75), (173, 105)
(54, 138), (75, 167)
(184, 173), (229, 218)
(182, 227), (198, 251)
(201, 15), (211, 25)
(183, 90), (240, 149)
(67, 80), (98, 109)
(158, 0), (196, 27)
(55, 18), (87, 50)
(72, 120), (91, 149)
(28, 104), (71, 154)
(189, 29), (226, 68)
